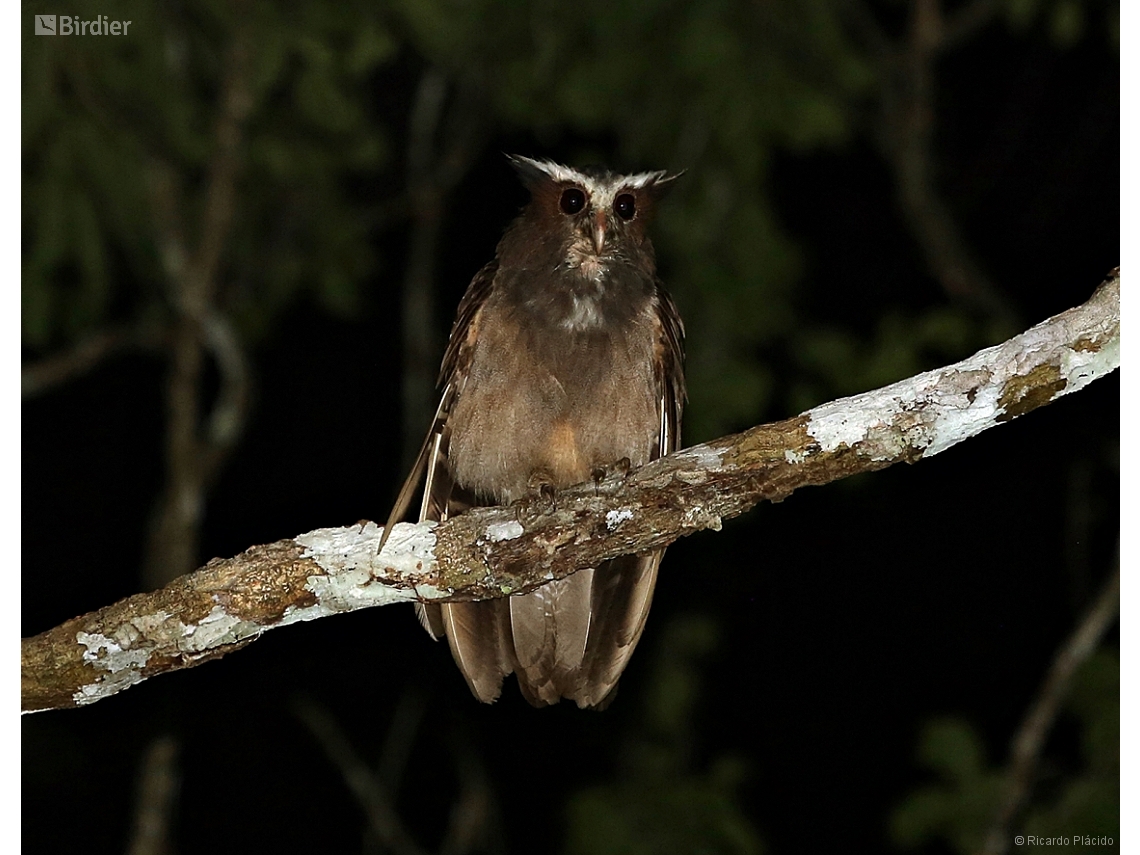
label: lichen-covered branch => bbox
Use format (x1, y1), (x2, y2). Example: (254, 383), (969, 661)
(21, 271), (1119, 713)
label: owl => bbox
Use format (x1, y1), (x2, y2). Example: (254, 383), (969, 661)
(385, 155), (685, 708)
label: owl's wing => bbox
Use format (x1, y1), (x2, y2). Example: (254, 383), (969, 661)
(566, 283), (686, 708)
(379, 261), (497, 638)
(652, 282), (686, 459)
(380, 260), (497, 537)
(380, 262), (514, 700)
(431, 262), (519, 700)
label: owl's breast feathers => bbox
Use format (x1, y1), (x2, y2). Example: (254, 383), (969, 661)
(446, 265), (662, 503)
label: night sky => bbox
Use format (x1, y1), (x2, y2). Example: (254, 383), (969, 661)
(22, 13), (1118, 855)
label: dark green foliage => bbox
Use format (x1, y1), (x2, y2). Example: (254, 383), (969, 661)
(22, 0), (395, 350)
(1020, 652), (1119, 847)
(890, 718), (1005, 853)
(1005, 0), (1119, 48)
(891, 652), (1119, 853)
(20, 0), (1120, 424)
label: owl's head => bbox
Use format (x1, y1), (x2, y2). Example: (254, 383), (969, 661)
(504, 155), (680, 275)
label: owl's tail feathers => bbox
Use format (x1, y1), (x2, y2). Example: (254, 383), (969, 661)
(415, 603), (445, 638)
(432, 552), (661, 709)
(507, 569), (595, 707)
(438, 602), (512, 704)
(566, 551), (661, 709)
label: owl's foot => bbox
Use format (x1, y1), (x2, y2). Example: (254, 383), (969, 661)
(591, 457), (632, 494)
(516, 470), (558, 524)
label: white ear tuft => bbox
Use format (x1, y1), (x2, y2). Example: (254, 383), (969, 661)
(506, 154), (588, 188)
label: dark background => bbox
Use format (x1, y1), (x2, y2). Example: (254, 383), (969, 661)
(23, 2), (1118, 853)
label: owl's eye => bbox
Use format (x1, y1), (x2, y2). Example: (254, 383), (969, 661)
(560, 188), (586, 215)
(614, 193), (636, 221)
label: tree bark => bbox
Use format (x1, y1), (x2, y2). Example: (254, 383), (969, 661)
(21, 270), (1119, 713)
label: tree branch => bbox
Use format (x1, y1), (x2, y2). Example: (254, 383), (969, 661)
(295, 700), (433, 855)
(21, 270), (1119, 713)
(297, 694), (492, 855)
(21, 320), (169, 397)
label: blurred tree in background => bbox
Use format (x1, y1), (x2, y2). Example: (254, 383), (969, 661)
(22, 0), (1118, 852)
(24, 0), (395, 587)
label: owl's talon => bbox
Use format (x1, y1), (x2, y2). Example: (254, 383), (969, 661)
(592, 457), (633, 494)
(515, 471), (558, 523)
(534, 482), (557, 515)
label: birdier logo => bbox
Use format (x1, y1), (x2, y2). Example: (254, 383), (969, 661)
(34, 14), (133, 35)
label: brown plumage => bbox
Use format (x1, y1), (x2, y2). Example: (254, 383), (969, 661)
(383, 155), (685, 709)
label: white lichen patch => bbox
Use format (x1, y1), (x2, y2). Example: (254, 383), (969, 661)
(1059, 331), (1119, 392)
(804, 360), (1005, 461)
(302, 521), (434, 572)
(71, 604), (270, 706)
(283, 522), (435, 626)
(606, 508), (634, 531)
(484, 520), (524, 542)
(74, 667), (147, 706)
(74, 631), (153, 706)
(60, 521), (440, 708)
(784, 449), (807, 465)
(921, 375), (1002, 457)
(181, 605), (262, 653)
(78, 632), (150, 669)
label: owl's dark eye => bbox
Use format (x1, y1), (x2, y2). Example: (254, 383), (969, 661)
(559, 188), (586, 215)
(614, 193), (636, 221)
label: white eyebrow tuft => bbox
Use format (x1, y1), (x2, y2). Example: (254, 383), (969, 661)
(512, 156), (590, 185)
(620, 170), (671, 189)
(512, 157), (674, 210)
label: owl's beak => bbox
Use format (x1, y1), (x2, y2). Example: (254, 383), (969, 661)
(592, 210), (607, 255)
